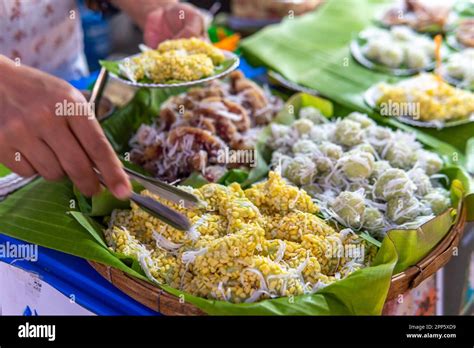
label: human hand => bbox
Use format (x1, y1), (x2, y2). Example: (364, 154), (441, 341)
(0, 56), (131, 199)
(143, 2), (208, 48)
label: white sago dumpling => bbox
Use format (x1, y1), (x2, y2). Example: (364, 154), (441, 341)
(301, 183), (323, 197)
(330, 190), (366, 228)
(384, 142), (416, 169)
(319, 142), (343, 160)
(363, 39), (385, 61)
(416, 37), (435, 58)
(378, 43), (404, 68)
(375, 168), (415, 200)
(299, 106), (328, 124)
(391, 26), (415, 41)
(370, 160), (392, 179)
(314, 156), (333, 173)
(292, 139), (319, 154)
(319, 171), (345, 188)
(464, 70), (474, 89)
(446, 59), (464, 79)
(361, 27), (390, 41)
(407, 168), (433, 196)
(335, 119), (363, 147)
(314, 142), (342, 173)
(270, 123), (291, 138)
(415, 150), (444, 176)
(406, 47), (430, 69)
(309, 126), (329, 143)
(271, 152), (293, 173)
(423, 188), (451, 215)
(386, 195), (422, 224)
(347, 181), (370, 193)
(364, 126), (393, 153)
(292, 118), (314, 135)
(284, 155), (317, 185)
(353, 143), (377, 156)
(269, 123), (294, 149)
(340, 151), (375, 180)
(363, 207), (385, 235)
(346, 112), (376, 129)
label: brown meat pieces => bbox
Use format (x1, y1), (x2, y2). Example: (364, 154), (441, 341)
(456, 19), (474, 48)
(381, 0), (450, 32)
(129, 71), (283, 182)
(167, 126), (225, 156)
(196, 96), (251, 132)
(228, 71), (275, 125)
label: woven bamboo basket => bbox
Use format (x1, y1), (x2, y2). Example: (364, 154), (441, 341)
(89, 203), (467, 315)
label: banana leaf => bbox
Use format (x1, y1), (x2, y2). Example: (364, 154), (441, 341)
(240, 0), (474, 156)
(265, 92), (471, 274)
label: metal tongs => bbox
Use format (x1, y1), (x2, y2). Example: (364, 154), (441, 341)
(90, 68), (198, 231)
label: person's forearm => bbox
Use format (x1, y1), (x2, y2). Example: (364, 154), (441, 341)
(111, 0), (178, 29)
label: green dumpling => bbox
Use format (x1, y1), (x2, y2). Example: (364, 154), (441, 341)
(375, 168), (415, 200)
(334, 119), (363, 147)
(271, 152), (292, 173)
(353, 143), (377, 156)
(292, 118), (314, 135)
(407, 168), (433, 196)
(340, 151), (375, 180)
(330, 190), (366, 228)
(364, 126), (393, 154)
(415, 150), (444, 176)
(386, 195), (422, 224)
(371, 160), (392, 180)
(384, 142), (416, 170)
(363, 207), (385, 235)
(309, 125), (330, 143)
(319, 142), (343, 160)
(422, 188), (451, 215)
(313, 142), (342, 173)
(292, 139), (319, 155)
(346, 112), (375, 129)
(284, 155), (317, 185)
(299, 106), (328, 124)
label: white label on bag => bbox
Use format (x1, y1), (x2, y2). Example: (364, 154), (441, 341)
(0, 262), (94, 316)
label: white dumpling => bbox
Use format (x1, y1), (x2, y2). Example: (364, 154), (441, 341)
(406, 47), (430, 69)
(378, 43), (404, 68)
(391, 26), (415, 41)
(330, 190), (366, 229)
(299, 106), (328, 124)
(363, 39), (385, 61)
(387, 196), (422, 224)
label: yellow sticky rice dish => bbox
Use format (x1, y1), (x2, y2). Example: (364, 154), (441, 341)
(375, 73), (474, 122)
(104, 172), (375, 303)
(123, 38), (226, 83)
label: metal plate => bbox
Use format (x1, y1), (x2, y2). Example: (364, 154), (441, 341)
(109, 50), (240, 89)
(364, 85), (474, 129)
(350, 38), (439, 77)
